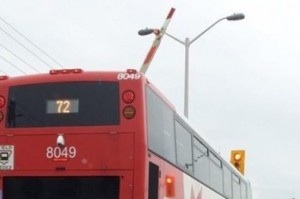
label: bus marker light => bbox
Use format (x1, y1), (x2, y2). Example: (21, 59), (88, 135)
(73, 69), (83, 73)
(49, 70), (59, 75)
(49, 69), (83, 75)
(165, 176), (175, 197)
(0, 76), (9, 80)
(122, 90), (135, 104)
(0, 96), (5, 108)
(61, 69), (69, 74)
(166, 177), (173, 184)
(126, 69), (137, 74)
(123, 105), (136, 119)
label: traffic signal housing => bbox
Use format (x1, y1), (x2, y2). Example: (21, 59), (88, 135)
(230, 150), (246, 175)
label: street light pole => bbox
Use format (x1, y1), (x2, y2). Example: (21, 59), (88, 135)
(184, 37), (190, 117)
(167, 13), (244, 118)
(139, 13), (245, 118)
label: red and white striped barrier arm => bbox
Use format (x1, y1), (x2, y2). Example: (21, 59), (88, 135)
(140, 7), (175, 74)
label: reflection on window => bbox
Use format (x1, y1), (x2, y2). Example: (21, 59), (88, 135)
(146, 87), (176, 163)
(194, 138), (208, 154)
(223, 166), (232, 198)
(233, 173), (240, 183)
(175, 121), (192, 172)
(193, 138), (209, 184)
(209, 152), (222, 168)
(241, 181), (247, 199)
(210, 159), (223, 194)
(233, 173), (241, 199)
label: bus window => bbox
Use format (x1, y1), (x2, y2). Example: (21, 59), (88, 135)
(233, 173), (241, 199)
(193, 137), (209, 184)
(223, 165), (233, 198)
(175, 121), (193, 172)
(241, 181), (247, 199)
(209, 152), (223, 193)
(7, 82), (120, 127)
(146, 87), (176, 163)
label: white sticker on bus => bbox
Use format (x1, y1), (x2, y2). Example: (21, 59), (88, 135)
(0, 145), (14, 170)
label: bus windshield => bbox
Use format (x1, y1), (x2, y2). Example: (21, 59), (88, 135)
(6, 81), (120, 128)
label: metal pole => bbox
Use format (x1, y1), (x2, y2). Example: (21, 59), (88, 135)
(183, 17), (233, 118)
(184, 38), (190, 117)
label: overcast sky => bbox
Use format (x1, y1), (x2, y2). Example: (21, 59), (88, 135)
(1, 1), (300, 198)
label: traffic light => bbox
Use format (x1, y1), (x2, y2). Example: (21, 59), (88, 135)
(230, 150), (246, 175)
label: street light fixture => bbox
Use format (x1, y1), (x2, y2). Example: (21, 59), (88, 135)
(139, 13), (245, 118)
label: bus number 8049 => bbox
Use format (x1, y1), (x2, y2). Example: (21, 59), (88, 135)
(46, 146), (77, 159)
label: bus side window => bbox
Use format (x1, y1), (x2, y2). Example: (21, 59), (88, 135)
(175, 121), (193, 172)
(193, 137), (209, 184)
(146, 87), (176, 164)
(233, 173), (241, 199)
(223, 165), (233, 198)
(148, 162), (159, 199)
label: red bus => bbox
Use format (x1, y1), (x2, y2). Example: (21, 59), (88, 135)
(0, 69), (252, 199)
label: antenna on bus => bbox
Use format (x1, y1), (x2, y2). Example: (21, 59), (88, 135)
(138, 7), (175, 74)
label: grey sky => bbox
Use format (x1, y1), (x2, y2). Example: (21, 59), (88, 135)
(1, 1), (300, 198)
